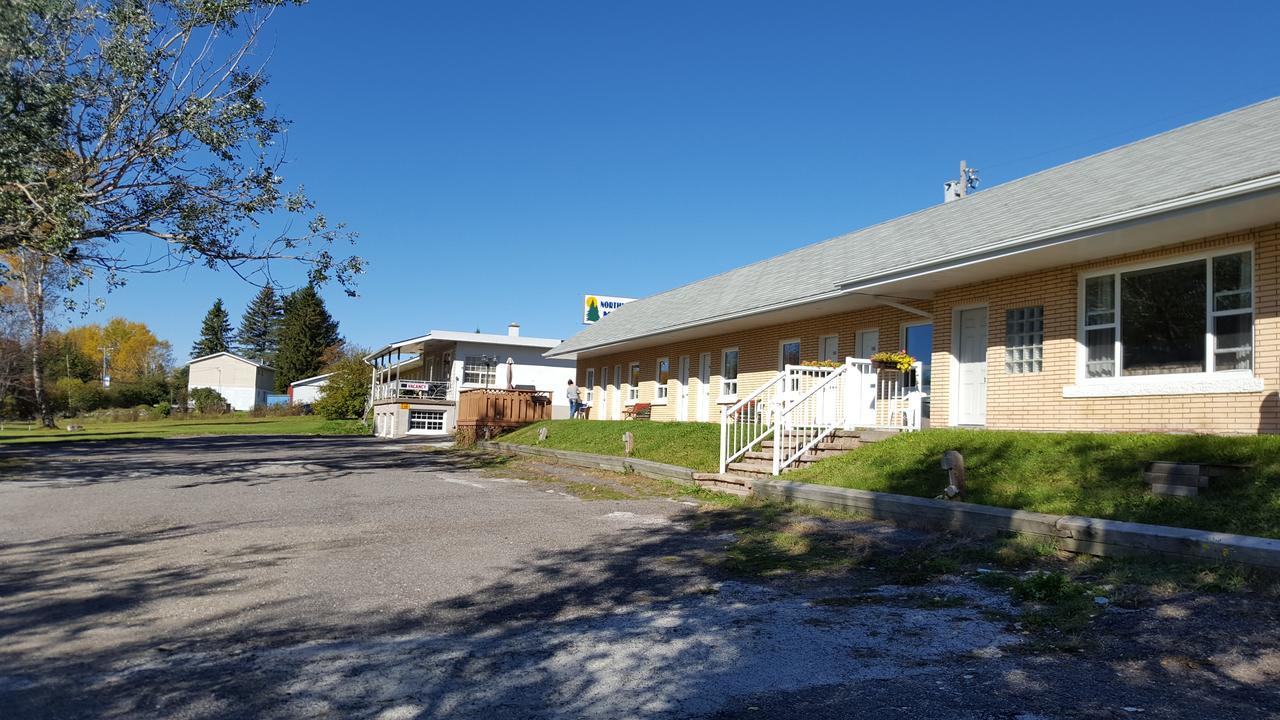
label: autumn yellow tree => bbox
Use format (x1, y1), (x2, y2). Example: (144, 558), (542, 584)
(63, 318), (171, 383)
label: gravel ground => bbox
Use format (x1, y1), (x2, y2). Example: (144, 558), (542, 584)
(0, 436), (1277, 719)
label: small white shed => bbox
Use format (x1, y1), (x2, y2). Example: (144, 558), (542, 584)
(289, 373), (332, 405)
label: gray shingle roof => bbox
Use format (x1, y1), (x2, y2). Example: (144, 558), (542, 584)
(550, 97), (1280, 357)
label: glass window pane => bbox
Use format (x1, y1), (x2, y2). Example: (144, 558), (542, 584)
(1120, 260), (1206, 376)
(1085, 275), (1115, 326)
(1213, 252), (1253, 311)
(1214, 313), (1253, 371)
(724, 351), (738, 380)
(1085, 327), (1116, 378)
(781, 342), (800, 368)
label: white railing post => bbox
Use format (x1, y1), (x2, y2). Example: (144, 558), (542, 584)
(719, 406), (728, 474)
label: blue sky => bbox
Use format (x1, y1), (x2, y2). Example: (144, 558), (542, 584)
(88, 2), (1280, 360)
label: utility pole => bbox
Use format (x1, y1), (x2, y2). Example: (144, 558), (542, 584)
(944, 161), (981, 203)
(98, 345), (114, 388)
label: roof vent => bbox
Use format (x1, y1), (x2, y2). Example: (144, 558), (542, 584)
(508, 323), (520, 337)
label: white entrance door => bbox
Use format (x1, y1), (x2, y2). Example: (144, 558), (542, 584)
(612, 364), (622, 420)
(600, 367), (611, 420)
(676, 356), (690, 421)
(697, 352), (711, 422)
(820, 335), (840, 362)
(856, 329), (880, 358)
(956, 308), (988, 425)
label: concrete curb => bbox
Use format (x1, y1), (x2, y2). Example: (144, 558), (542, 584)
(750, 479), (1280, 570)
(479, 442), (1280, 569)
(477, 442), (697, 485)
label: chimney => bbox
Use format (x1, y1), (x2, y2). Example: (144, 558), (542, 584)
(507, 323), (520, 337)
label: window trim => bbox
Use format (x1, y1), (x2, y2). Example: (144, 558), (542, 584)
(654, 357), (669, 404)
(1074, 245), (1256, 386)
(584, 368), (595, 404)
(819, 334), (840, 363)
(461, 355), (497, 386)
(719, 347), (740, 402)
(778, 338), (801, 371)
(627, 361), (641, 404)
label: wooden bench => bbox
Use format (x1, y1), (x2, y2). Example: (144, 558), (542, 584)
(622, 402), (652, 420)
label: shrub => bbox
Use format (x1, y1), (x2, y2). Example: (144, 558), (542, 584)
(312, 356), (370, 420)
(189, 387), (230, 414)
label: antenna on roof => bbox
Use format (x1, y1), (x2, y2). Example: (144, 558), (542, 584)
(944, 160), (980, 203)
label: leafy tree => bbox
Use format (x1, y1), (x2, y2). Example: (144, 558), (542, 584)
(1, 1), (363, 426)
(191, 299), (234, 358)
(311, 353), (369, 419)
(275, 285), (339, 391)
(64, 317), (171, 381)
(236, 286), (282, 364)
(42, 330), (96, 383)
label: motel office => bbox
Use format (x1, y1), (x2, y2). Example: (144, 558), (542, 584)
(548, 99), (1280, 436)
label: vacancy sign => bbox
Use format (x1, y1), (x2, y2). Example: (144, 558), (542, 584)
(583, 295), (635, 324)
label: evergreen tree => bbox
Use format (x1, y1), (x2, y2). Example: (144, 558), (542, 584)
(275, 285), (340, 391)
(191, 299), (234, 358)
(236, 287), (283, 364)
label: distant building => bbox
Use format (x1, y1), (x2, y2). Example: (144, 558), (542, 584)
(186, 352), (275, 411)
(367, 324), (575, 437)
(289, 373), (332, 405)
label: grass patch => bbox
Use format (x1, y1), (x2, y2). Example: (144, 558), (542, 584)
(0, 415), (368, 444)
(498, 419), (721, 472)
(784, 428), (1280, 538)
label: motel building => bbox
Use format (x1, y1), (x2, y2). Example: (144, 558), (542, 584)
(366, 324), (576, 438)
(546, 98), (1280, 475)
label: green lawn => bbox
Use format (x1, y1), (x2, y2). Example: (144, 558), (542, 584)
(0, 415), (368, 444)
(498, 419), (722, 472)
(785, 429), (1280, 539)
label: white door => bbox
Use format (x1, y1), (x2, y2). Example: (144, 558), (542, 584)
(676, 356), (690, 421)
(856, 329), (880, 358)
(600, 367), (611, 420)
(697, 352), (711, 422)
(612, 364), (622, 420)
(820, 335), (840, 362)
(956, 308), (988, 425)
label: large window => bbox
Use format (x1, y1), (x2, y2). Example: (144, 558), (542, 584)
(1083, 250), (1252, 378)
(903, 323), (933, 391)
(655, 358), (669, 401)
(628, 362), (641, 402)
(1005, 306), (1044, 374)
(721, 348), (739, 397)
(463, 356), (496, 385)
(584, 368), (595, 404)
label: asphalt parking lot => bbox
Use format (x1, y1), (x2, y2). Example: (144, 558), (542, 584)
(1, 436), (1278, 719)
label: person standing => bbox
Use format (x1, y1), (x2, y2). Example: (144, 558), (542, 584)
(566, 379), (581, 418)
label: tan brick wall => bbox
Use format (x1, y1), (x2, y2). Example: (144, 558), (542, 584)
(931, 223), (1280, 434)
(576, 304), (925, 423)
(576, 222), (1279, 435)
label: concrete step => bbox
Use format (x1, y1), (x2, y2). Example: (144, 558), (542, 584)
(726, 461), (776, 477)
(762, 439), (860, 452)
(743, 450), (836, 465)
(691, 472), (753, 496)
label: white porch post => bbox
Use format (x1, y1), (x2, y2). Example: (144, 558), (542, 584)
(842, 357), (858, 430)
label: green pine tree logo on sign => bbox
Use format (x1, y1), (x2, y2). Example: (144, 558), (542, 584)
(585, 296), (600, 322)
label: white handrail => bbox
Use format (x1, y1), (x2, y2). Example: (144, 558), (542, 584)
(772, 362), (850, 473)
(719, 371), (787, 474)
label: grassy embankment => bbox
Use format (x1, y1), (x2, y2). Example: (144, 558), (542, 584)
(0, 415), (367, 444)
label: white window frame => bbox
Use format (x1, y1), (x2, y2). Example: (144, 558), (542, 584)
(654, 357), (669, 403)
(627, 362), (641, 404)
(1070, 246), (1261, 396)
(584, 368), (595, 404)
(462, 355), (496, 386)
(720, 347), (739, 401)
(819, 334), (840, 362)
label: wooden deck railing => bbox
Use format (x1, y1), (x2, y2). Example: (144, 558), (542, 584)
(455, 388), (553, 443)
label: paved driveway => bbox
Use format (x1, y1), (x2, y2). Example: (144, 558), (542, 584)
(0, 436), (1277, 719)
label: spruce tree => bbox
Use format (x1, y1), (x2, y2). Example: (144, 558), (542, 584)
(236, 287), (283, 365)
(191, 299), (234, 358)
(275, 285), (340, 391)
